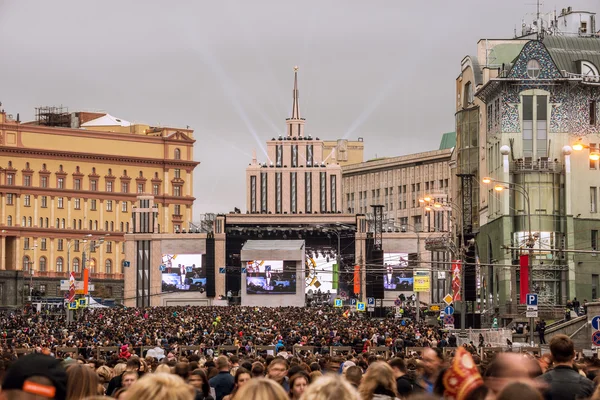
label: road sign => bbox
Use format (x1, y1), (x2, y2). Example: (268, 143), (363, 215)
(357, 302), (366, 312)
(394, 299), (402, 306)
(526, 305), (538, 311)
(443, 294), (453, 306)
(526, 311), (539, 318)
(526, 293), (538, 307)
(593, 331), (600, 347)
(219, 267), (226, 274)
(443, 315), (454, 325)
(367, 297), (375, 305)
(350, 298), (357, 306)
(430, 305), (440, 311)
(367, 306), (375, 312)
(440, 311), (445, 318)
(334, 298), (343, 308)
(444, 306), (455, 315)
(592, 316), (600, 330)
(241, 267), (247, 274)
(122, 260), (130, 268)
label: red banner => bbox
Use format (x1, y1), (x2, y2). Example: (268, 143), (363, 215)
(353, 265), (360, 294)
(519, 255), (529, 304)
(68, 272), (76, 302)
(83, 269), (89, 295)
(451, 260), (461, 301)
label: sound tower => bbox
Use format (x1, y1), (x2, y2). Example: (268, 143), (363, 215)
(366, 247), (384, 299)
(463, 233), (476, 302)
(205, 235), (216, 297)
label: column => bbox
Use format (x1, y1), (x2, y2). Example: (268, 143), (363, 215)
(116, 201), (120, 231)
(84, 199), (88, 228)
(15, 237), (21, 271)
(16, 195), (21, 224)
(99, 201), (104, 230)
(50, 197), (55, 228)
(0, 236), (5, 270)
(0, 194), (5, 223)
(185, 171), (191, 196)
(67, 198), (72, 228)
(186, 205), (191, 223)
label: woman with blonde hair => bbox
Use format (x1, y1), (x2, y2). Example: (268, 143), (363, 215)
(300, 374), (359, 400)
(154, 363), (172, 374)
(232, 377), (288, 400)
(66, 363), (101, 400)
(124, 372), (195, 400)
(359, 361), (399, 400)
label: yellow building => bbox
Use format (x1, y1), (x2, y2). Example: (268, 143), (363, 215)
(0, 107), (198, 305)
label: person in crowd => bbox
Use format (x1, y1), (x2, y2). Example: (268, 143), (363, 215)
(125, 372), (195, 400)
(189, 368), (214, 400)
(484, 353), (543, 396)
(417, 348), (443, 393)
(358, 361), (399, 400)
(223, 367), (250, 400)
(388, 358), (413, 397)
(106, 357), (140, 396)
(267, 358), (289, 391)
(302, 373), (359, 400)
(121, 370), (139, 390)
(343, 365), (362, 389)
(288, 372), (309, 399)
(232, 377), (288, 400)
(0, 353), (68, 400)
(209, 356), (234, 400)
(497, 381), (542, 400)
(65, 363), (100, 399)
(538, 334), (594, 400)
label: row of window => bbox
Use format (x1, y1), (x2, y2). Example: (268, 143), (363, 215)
(23, 256), (123, 274)
(10, 195), (131, 212)
(8, 216), (130, 233)
(22, 237), (123, 253)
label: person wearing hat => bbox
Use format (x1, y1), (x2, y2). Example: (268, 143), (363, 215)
(0, 353), (67, 400)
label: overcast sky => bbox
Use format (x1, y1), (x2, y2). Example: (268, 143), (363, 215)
(0, 0), (597, 218)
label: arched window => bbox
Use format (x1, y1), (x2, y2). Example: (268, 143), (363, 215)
(120, 222), (124, 232)
(23, 256), (30, 271)
(79, 219), (82, 230)
(45, 218), (49, 228)
(105, 259), (112, 274)
(56, 218), (60, 228)
(73, 219), (76, 229)
(90, 258), (96, 273)
(7, 216), (12, 226)
(28, 217), (32, 227)
(105, 221), (108, 231)
(40, 217), (43, 227)
(108, 168), (112, 175)
(39, 256), (47, 272)
(139, 171), (143, 178)
(126, 222), (129, 233)
(56, 257), (64, 272)
(73, 258), (79, 273)
(94, 220), (98, 230)
(123, 169), (128, 176)
(25, 162), (30, 169)
(527, 59), (541, 79)
(22, 217), (26, 226)
(89, 220), (93, 230)
(174, 148), (181, 160)
(61, 219), (65, 229)
(42, 163), (46, 170)
(110, 221), (114, 231)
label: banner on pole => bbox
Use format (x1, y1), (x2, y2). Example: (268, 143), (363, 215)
(519, 255), (529, 304)
(452, 260), (462, 301)
(68, 272), (76, 303)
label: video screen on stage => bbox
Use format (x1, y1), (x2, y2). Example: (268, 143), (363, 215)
(383, 253), (413, 291)
(246, 260), (296, 294)
(161, 254), (205, 292)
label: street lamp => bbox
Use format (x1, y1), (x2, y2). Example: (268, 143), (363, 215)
(572, 138), (600, 160)
(483, 177), (535, 345)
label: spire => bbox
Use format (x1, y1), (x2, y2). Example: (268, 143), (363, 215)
(291, 66), (300, 119)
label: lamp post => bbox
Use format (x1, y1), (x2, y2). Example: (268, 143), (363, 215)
(483, 177), (535, 346)
(22, 244), (38, 305)
(81, 235), (107, 306)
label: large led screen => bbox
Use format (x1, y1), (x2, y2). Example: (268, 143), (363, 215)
(161, 254), (205, 292)
(246, 260), (296, 294)
(383, 253), (413, 291)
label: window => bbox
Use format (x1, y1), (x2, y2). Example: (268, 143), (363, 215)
(591, 100), (597, 126)
(121, 182), (129, 193)
(592, 187), (598, 213)
(6, 194), (13, 205)
(527, 59), (541, 79)
(28, 217), (32, 227)
(105, 259), (112, 274)
(106, 181), (113, 192)
(90, 199), (97, 211)
(39, 284), (46, 294)
(91, 241), (97, 252)
(522, 94), (548, 158)
(24, 195), (30, 207)
(137, 183), (144, 193)
(106, 200), (113, 211)
(106, 241), (113, 253)
(90, 180), (98, 191)
(23, 256), (30, 271)
(40, 238), (47, 250)
(61, 219), (65, 229)
(57, 178), (64, 189)
(40, 176), (48, 188)
(305, 172), (312, 213)
(174, 204), (181, 216)
(463, 82), (473, 108)
(105, 221), (108, 231)
(122, 201), (128, 212)
(41, 196), (47, 208)
(57, 197), (64, 209)
(250, 175), (257, 213)
(120, 222), (124, 232)
(319, 172), (327, 213)
(23, 175), (31, 187)
(275, 172), (282, 213)
(23, 238), (30, 250)
(6, 174), (14, 186)
(174, 148), (181, 160)
(174, 186), (181, 197)
(290, 172), (297, 213)
(39, 257), (47, 272)
(57, 239), (64, 251)
(74, 198), (81, 209)
(56, 257), (63, 272)
(292, 145), (298, 167)
(74, 179), (81, 190)
(592, 230), (599, 251)
(174, 169), (181, 179)
(74, 240), (80, 252)
(6, 216), (11, 226)
(153, 184), (159, 195)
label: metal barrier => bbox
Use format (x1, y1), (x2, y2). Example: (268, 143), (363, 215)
(330, 346), (352, 357)
(218, 346), (239, 355)
(372, 346), (390, 358)
(97, 346), (119, 359)
(479, 347), (505, 359)
(254, 345), (275, 355)
(179, 346), (202, 355)
(55, 347), (79, 357)
(405, 347), (425, 356)
(15, 348), (35, 357)
(293, 345), (315, 355)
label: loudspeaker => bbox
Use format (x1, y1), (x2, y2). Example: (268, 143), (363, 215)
(205, 237), (216, 297)
(463, 234), (476, 302)
(366, 249), (384, 299)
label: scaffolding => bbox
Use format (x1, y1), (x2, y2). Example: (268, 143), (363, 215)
(35, 106), (71, 127)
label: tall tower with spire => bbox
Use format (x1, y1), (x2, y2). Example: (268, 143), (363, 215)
(286, 66), (305, 138)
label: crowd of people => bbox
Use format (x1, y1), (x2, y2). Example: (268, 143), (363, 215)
(0, 305), (599, 399)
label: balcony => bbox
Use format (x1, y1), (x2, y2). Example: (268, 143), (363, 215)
(511, 158), (562, 173)
(35, 271), (68, 278)
(90, 273), (124, 280)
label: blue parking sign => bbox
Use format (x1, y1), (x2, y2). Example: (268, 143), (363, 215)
(357, 302), (366, 312)
(350, 298), (357, 306)
(334, 299), (343, 308)
(367, 297), (375, 305)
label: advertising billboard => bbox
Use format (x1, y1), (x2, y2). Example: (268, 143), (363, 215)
(383, 253), (413, 291)
(246, 260), (296, 294)
(161, 254), (205, 292)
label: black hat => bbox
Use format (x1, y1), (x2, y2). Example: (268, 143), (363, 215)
(1, 353), (67, 400)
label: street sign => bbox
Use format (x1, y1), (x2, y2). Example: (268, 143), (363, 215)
(122, 260), (130, 268)
(241, 267), (247, 274)
(356, 302), (366, 312)
(394, 299), (401, 306)
(219, 267), (226, 274)
(593, 331), (600, 347)
(526, 293), (538, 307)
(367, 307), (375, 312)
(443, 315), (455, 325)
(445, 324), (455, 329)
(443, 294), (453, 306)
(526, 305), (538, 311)
(592, 316), (600, 331)
(440, 311), (445, 318)
(367, 297), (375, 305)
(526, 311), (539, 318)
(350, 298), (357, 306)
(444, 306), (455, 315)
(430, 305), (440, 311)
(334, 298), (343, 308)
